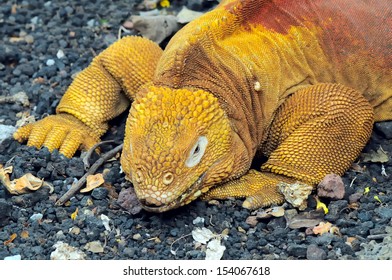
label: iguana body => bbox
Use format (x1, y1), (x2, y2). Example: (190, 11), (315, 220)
(15, 0), (391, 212)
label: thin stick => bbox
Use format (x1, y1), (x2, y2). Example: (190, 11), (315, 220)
(55, 143), (123, 206)
(83, 140), (115, 170)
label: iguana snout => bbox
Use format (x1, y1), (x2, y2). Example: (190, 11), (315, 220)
(120, 85), (237, 212)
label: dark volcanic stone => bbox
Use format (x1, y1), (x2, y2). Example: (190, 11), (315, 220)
(375, 121), (392, 139)
(66, 158), (84, 177)
(287, 244), (307, 258)
(358, 211), (372, 222)
(91, 187), (108, 200)
(306, 244), (327, 260)
(375, 207), (392, 219)
(55, 208), (68, 222)
(0, 199), (12, 226)
(325, 200), (348, 222)
(10, 188), (50, 208)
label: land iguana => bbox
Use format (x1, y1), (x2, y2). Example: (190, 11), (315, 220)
(14, 0), (392, 212)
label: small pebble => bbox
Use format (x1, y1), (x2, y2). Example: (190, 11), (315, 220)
(24, 35), (34, 44)
(56, 49), (65, 59)
(317, 174), (345, 200)
(84, 241), (104, 253)
(46, 59), (55, 66)
(349, 192), (363, 203)
(307, 244), (327, 260)
(91, 187), (108, 200)
(133, 233), (142, 240)
(192, 217), (205, 225)
(29, 213), (43, 222)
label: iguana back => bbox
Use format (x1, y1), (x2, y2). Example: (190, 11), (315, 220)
(155, 0), (392, 124)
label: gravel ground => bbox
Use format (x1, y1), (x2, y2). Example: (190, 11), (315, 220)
(0, 0), (391, 260)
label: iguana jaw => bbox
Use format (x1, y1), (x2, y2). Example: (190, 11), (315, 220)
(139, 171), (208, 213)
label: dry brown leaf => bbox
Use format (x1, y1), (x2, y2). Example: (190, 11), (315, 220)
(11, 4), (17, 14)
(0, 165), (13, 184)
(20, 230), (29, 239)
(361, 147), (389, 163)
(4, 233), (17, 245)
(312, 222), (340, 236)
(350, 162), (365, 173)
(330, 225), (341, 236)
(245, 216), (259, 227)
(285, 210), (324, 229)
(14, 173), (43, 191)
(33, 77), (46, 84)
(104, 182), (118, 199)
(313, 222), (332, 235)
(346, 237), (356, 245)
(238, 226), (246, 233)
(80, 173), (105, 193)
(0, 165), (50, 195)
(256, 206), (285, 219)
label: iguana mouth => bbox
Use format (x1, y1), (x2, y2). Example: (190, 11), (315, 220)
(140, 172), (207, 213)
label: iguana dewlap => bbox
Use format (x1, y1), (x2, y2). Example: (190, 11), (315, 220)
(14, 0), (391, 212)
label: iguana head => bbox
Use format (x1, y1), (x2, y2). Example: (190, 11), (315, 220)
(121, 85), (242, 212)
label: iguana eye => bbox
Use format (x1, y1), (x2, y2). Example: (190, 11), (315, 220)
(185, 136), (208, 168)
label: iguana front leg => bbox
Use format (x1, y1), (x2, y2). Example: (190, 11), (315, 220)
(14, 36), (162, 157)
(203, 83), (374, 209)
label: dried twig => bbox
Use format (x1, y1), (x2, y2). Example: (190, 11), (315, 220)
(55, 143), (123, 206)
(82, 140), (115, 170)
(367, 234), (389, 240)
(170, 233), (192, 256)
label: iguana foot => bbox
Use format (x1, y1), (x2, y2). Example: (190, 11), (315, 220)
(202, 170), (295, 209)
(14, 114), (101, 157)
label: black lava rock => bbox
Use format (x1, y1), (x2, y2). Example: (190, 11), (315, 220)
(91, 187), (108, 200)
(287, 244), (307, 258)
(375, 121), (392, 139)
(325, 200), (348, 222)
(306, 244), (327, 260)
(0, 199), (12, 226)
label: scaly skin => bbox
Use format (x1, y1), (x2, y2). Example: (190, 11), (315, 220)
(14, 0), (391, 212)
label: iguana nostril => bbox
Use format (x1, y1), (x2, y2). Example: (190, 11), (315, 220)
(162, 172), (174, 185)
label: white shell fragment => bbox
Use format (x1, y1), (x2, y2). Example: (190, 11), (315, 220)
(50, 241), (86, 260)
(100, 214), (111, 231)
(191, 227), (215, 244)
(205, 239), (226, 260)
(56, 49), (65, 59)
(29, 213), (43, 222)
(192, 217), (205, 225)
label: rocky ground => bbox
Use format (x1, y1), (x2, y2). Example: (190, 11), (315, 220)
(0, 0), (391, 260)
